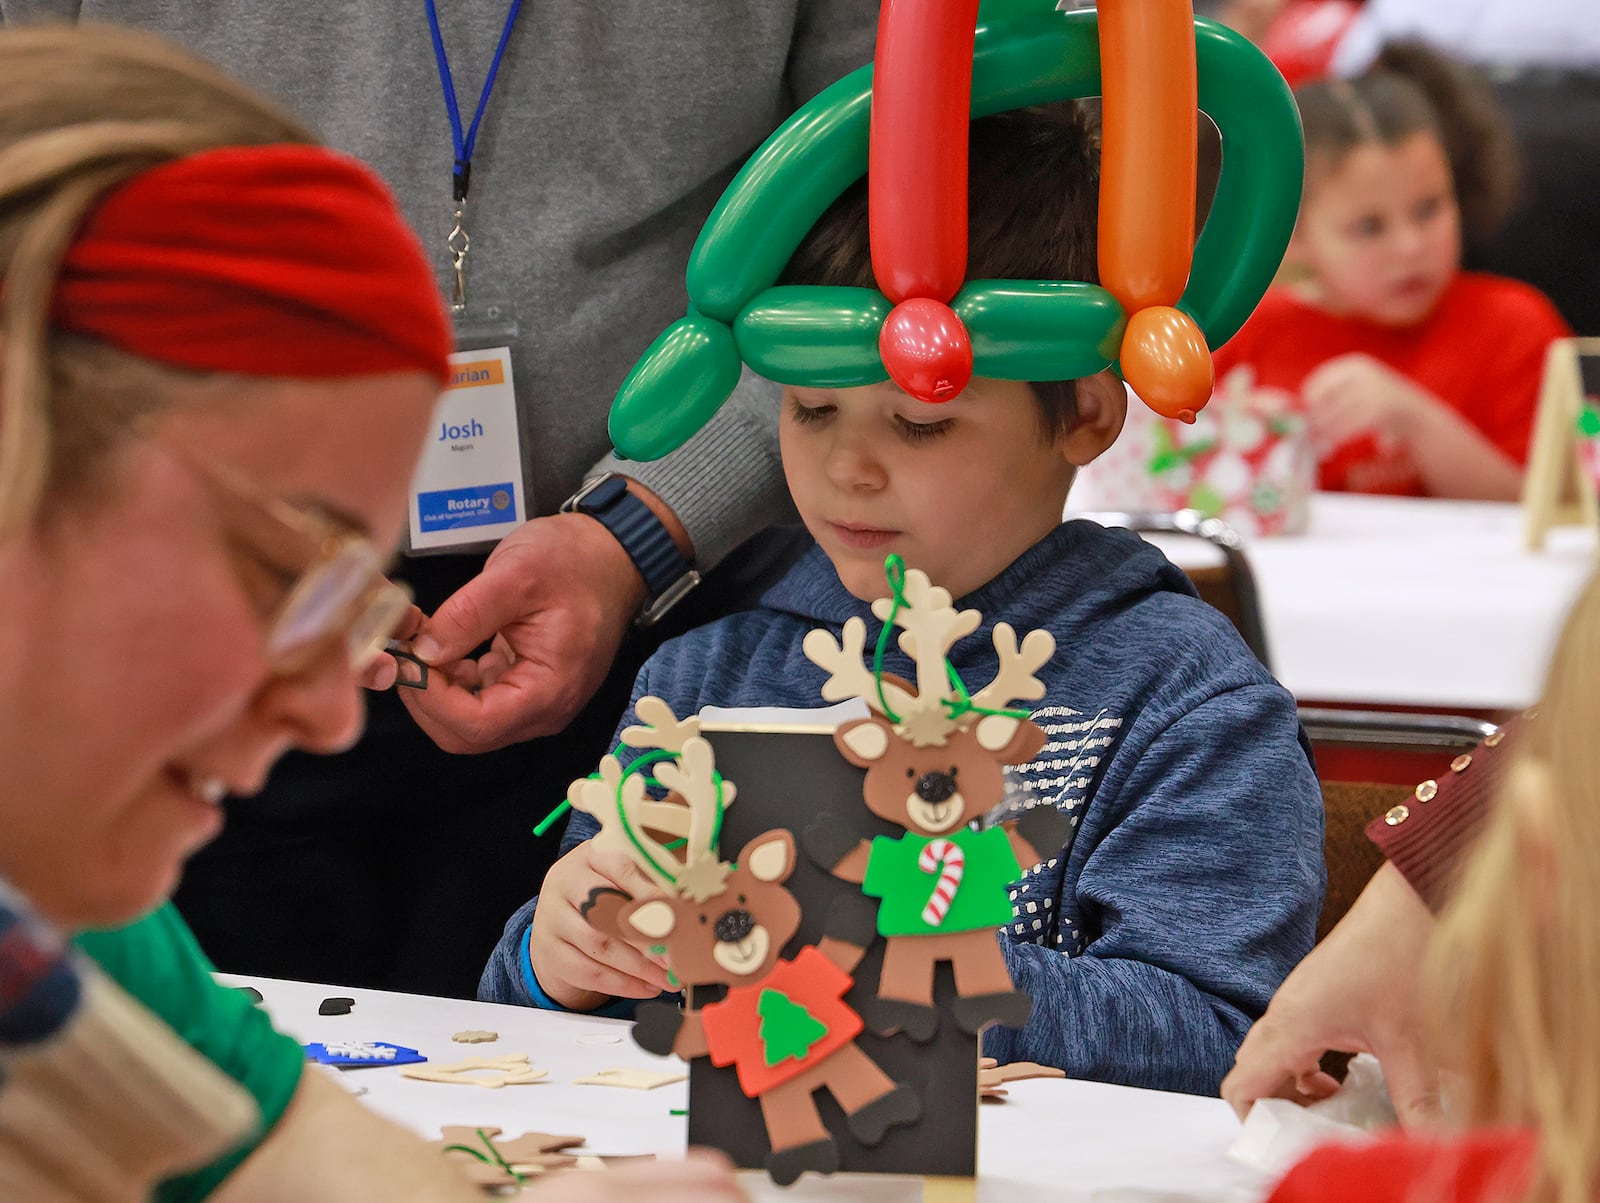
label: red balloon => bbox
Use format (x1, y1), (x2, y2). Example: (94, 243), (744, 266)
(1120, 305), (1214, 423)
(869, 0), (981, 305)
(879, 298), (973, 403)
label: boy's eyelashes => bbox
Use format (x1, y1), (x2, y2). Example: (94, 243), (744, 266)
(784, 396), (954, 442)
(894, 416), (953, 442)
(787, 397), (834, 424)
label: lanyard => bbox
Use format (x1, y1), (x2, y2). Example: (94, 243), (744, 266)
(425, 0), (524, 308)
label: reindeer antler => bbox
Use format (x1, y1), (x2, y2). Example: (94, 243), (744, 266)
(621, 696), (700, 754)
(567, 756), (681, 891)
(803, 617), (917, 719)
(967, 623), (1055, 717)
(877, 568), (982, 706)
(653, 737), (738, 902)
(567, 698), (739, 900)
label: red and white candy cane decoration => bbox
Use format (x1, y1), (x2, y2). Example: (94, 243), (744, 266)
(918, 837), (966, 927)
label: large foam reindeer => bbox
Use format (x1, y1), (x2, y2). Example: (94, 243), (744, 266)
(801, 569), (1071, 1042)
(573, 700), (920, 1186)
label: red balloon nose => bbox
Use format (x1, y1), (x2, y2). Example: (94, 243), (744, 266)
(879, 298), (973, 403)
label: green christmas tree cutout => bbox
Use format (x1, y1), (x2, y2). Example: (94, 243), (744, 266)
(757, 988), (828, 1067)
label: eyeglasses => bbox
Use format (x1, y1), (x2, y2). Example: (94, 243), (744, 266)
(155, 436), (416, 679)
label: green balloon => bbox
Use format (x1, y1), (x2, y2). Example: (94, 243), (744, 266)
(976, 0), (1065, 30)
(1183, 19), (1304, 348)
(609, 315), (743, 461)
(686, 69), (872, 323)
(955, 280), (1126, 380)
(624, 11), (1303, 459)
(735, 287), (890, 387)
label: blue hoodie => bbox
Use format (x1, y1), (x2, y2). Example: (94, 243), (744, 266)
(481, 521), (1325, 1095)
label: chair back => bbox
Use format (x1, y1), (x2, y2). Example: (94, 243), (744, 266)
(1072, 509), (1271, 667)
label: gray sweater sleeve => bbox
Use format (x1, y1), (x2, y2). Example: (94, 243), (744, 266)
(590, 366), (790, 570)
(587, 0), (876, 569)
(983, 685), (1326, 1094)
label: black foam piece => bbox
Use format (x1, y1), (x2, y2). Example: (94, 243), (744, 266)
(318, 996), (354, 1016)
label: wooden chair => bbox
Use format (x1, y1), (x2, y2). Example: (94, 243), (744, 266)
(1302, 709), (1498, 939)
(1315, 780), (1405, 941)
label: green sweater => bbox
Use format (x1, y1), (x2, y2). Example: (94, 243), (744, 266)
(76, 905), (304, 1203)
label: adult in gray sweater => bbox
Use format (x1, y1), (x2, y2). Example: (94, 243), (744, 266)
(0, 0), (877, 996)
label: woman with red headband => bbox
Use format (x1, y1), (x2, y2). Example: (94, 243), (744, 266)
(0, 25), (737, 1203)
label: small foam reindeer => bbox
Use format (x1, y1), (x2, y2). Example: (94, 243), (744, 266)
(573, 698), (921, 1186)
(801, 568), (1071, 1042)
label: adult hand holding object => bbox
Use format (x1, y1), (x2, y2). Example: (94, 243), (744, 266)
(401, 481), (692, 754)
(1221, 862), (1443, 1127)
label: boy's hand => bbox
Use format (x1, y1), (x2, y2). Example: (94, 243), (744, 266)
(528, 843), (678, 1012)
(1302, 353), (1434, 455)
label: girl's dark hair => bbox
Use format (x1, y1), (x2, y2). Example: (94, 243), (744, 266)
(1294, 40), (1519, 245)
(782, 101), (1102, 441)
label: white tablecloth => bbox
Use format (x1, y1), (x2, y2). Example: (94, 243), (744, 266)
(234, 975), (1269, 1202)
(1076, 494), (1598, 710)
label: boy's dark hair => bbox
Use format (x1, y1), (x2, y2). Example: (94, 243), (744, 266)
(1294, 41), (1518, 247)
(781, 100), (1101, 441)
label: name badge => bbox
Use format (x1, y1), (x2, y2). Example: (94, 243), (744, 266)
(406, 343), (526, 553)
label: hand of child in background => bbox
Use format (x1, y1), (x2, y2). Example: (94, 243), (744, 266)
(1221, 861), (1442, 1128)
(1301, 353), (1434, 456)
(528, 842), (680, 1011)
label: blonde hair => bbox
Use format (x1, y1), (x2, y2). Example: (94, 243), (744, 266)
(1427, 575), (1600, 1203)
(0, 24), (315, 539)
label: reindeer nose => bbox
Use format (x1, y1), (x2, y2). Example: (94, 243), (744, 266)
(915, 770), (957, 803)
(714, 909), (755, 944)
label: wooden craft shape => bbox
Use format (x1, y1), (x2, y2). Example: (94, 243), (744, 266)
(802, 567), (1069, 1041)
(403, 1054), (547, 1088)
(1522, 337), (1600, 550)
(571, 1067), (686, 1090)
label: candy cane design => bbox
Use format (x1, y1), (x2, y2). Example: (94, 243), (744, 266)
(919, 838), (966, 927)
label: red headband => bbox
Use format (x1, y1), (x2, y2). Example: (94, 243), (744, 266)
(51, 144), (451, 382)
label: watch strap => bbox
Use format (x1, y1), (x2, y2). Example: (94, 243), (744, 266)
(562, 475), (699, 625)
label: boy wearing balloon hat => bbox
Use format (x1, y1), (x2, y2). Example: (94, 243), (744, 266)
(485, 101), (1324, 1094)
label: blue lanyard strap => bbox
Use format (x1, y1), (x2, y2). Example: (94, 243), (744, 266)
(425, 0), (525, 202)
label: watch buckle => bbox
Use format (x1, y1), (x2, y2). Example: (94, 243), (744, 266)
(638, 569), (701, 628)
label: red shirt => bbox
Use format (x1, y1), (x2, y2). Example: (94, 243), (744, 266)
(700, 946), (862, 1097)
(1212, 273), (1571, 496)
(1267, 1130), (1536, 1203)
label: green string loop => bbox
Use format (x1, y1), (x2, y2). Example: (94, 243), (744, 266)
(870, 554), (908, 723)
(869, 553), (1030, 727)
(442, 1128), (526, 1185)
(532, 740), (729, 883)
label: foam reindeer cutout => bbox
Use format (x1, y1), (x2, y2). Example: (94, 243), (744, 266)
(801, 568), (1071, 1042)
(575, 700), (921, 1187)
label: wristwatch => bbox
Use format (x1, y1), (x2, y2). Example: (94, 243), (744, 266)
(561, 473), (700, 627)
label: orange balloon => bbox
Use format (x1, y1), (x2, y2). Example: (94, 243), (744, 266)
(1120, 306), (1213, 422)
(1098, 0), (1199, 314)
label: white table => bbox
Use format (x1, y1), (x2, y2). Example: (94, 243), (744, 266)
(233, 975), (1269, 1203)
(1076, 493), (1597, 710)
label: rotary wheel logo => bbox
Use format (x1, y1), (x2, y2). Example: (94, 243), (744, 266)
(492, 489), (511, 511)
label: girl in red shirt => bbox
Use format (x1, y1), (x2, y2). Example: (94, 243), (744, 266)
(1212, 46), (1570, 499)
(1267, 574), (1600, 1203)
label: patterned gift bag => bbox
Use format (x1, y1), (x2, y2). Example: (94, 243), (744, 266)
(1070, 369), (1315, 537)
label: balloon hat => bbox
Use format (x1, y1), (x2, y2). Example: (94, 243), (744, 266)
(609, 0), (1304, 460)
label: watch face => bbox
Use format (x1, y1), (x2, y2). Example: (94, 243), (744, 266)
(583, 474), (630, 510)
